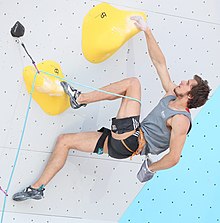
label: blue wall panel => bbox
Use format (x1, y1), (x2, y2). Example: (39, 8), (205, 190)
(120, 87), (220, 223)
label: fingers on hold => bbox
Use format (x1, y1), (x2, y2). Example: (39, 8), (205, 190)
(130, 15), (140, 21)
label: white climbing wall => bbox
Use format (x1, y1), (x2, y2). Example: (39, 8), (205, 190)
(0, 0), (219, 223)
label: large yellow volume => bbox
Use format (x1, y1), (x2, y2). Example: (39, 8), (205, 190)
(23, 60), (70, 115)
(82, 3), (147, 63)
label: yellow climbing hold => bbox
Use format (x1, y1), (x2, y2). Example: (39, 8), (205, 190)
(23, 60), (70, 115)
(82, 3), (147, 63)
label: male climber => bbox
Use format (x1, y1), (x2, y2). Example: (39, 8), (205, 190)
(13, 16), (210, 201)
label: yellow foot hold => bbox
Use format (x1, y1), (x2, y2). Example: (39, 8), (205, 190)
(23, 60), (70, 115)
(82, 3), (147, 63)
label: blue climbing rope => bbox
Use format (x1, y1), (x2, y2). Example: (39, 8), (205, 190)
(40, 70), (142, 104)
(0, 69), (141, 223)
(0, 72), (38, 223)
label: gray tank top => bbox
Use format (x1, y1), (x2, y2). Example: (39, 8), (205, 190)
(141, 95), (191, 155)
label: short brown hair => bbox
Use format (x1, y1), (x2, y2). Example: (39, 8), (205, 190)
(187, 75), (211, 109)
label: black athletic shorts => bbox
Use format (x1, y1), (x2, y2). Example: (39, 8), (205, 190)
(93, 116), (140, 159)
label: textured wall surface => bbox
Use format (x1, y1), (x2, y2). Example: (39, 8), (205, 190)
(0, 0), (219, 222)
